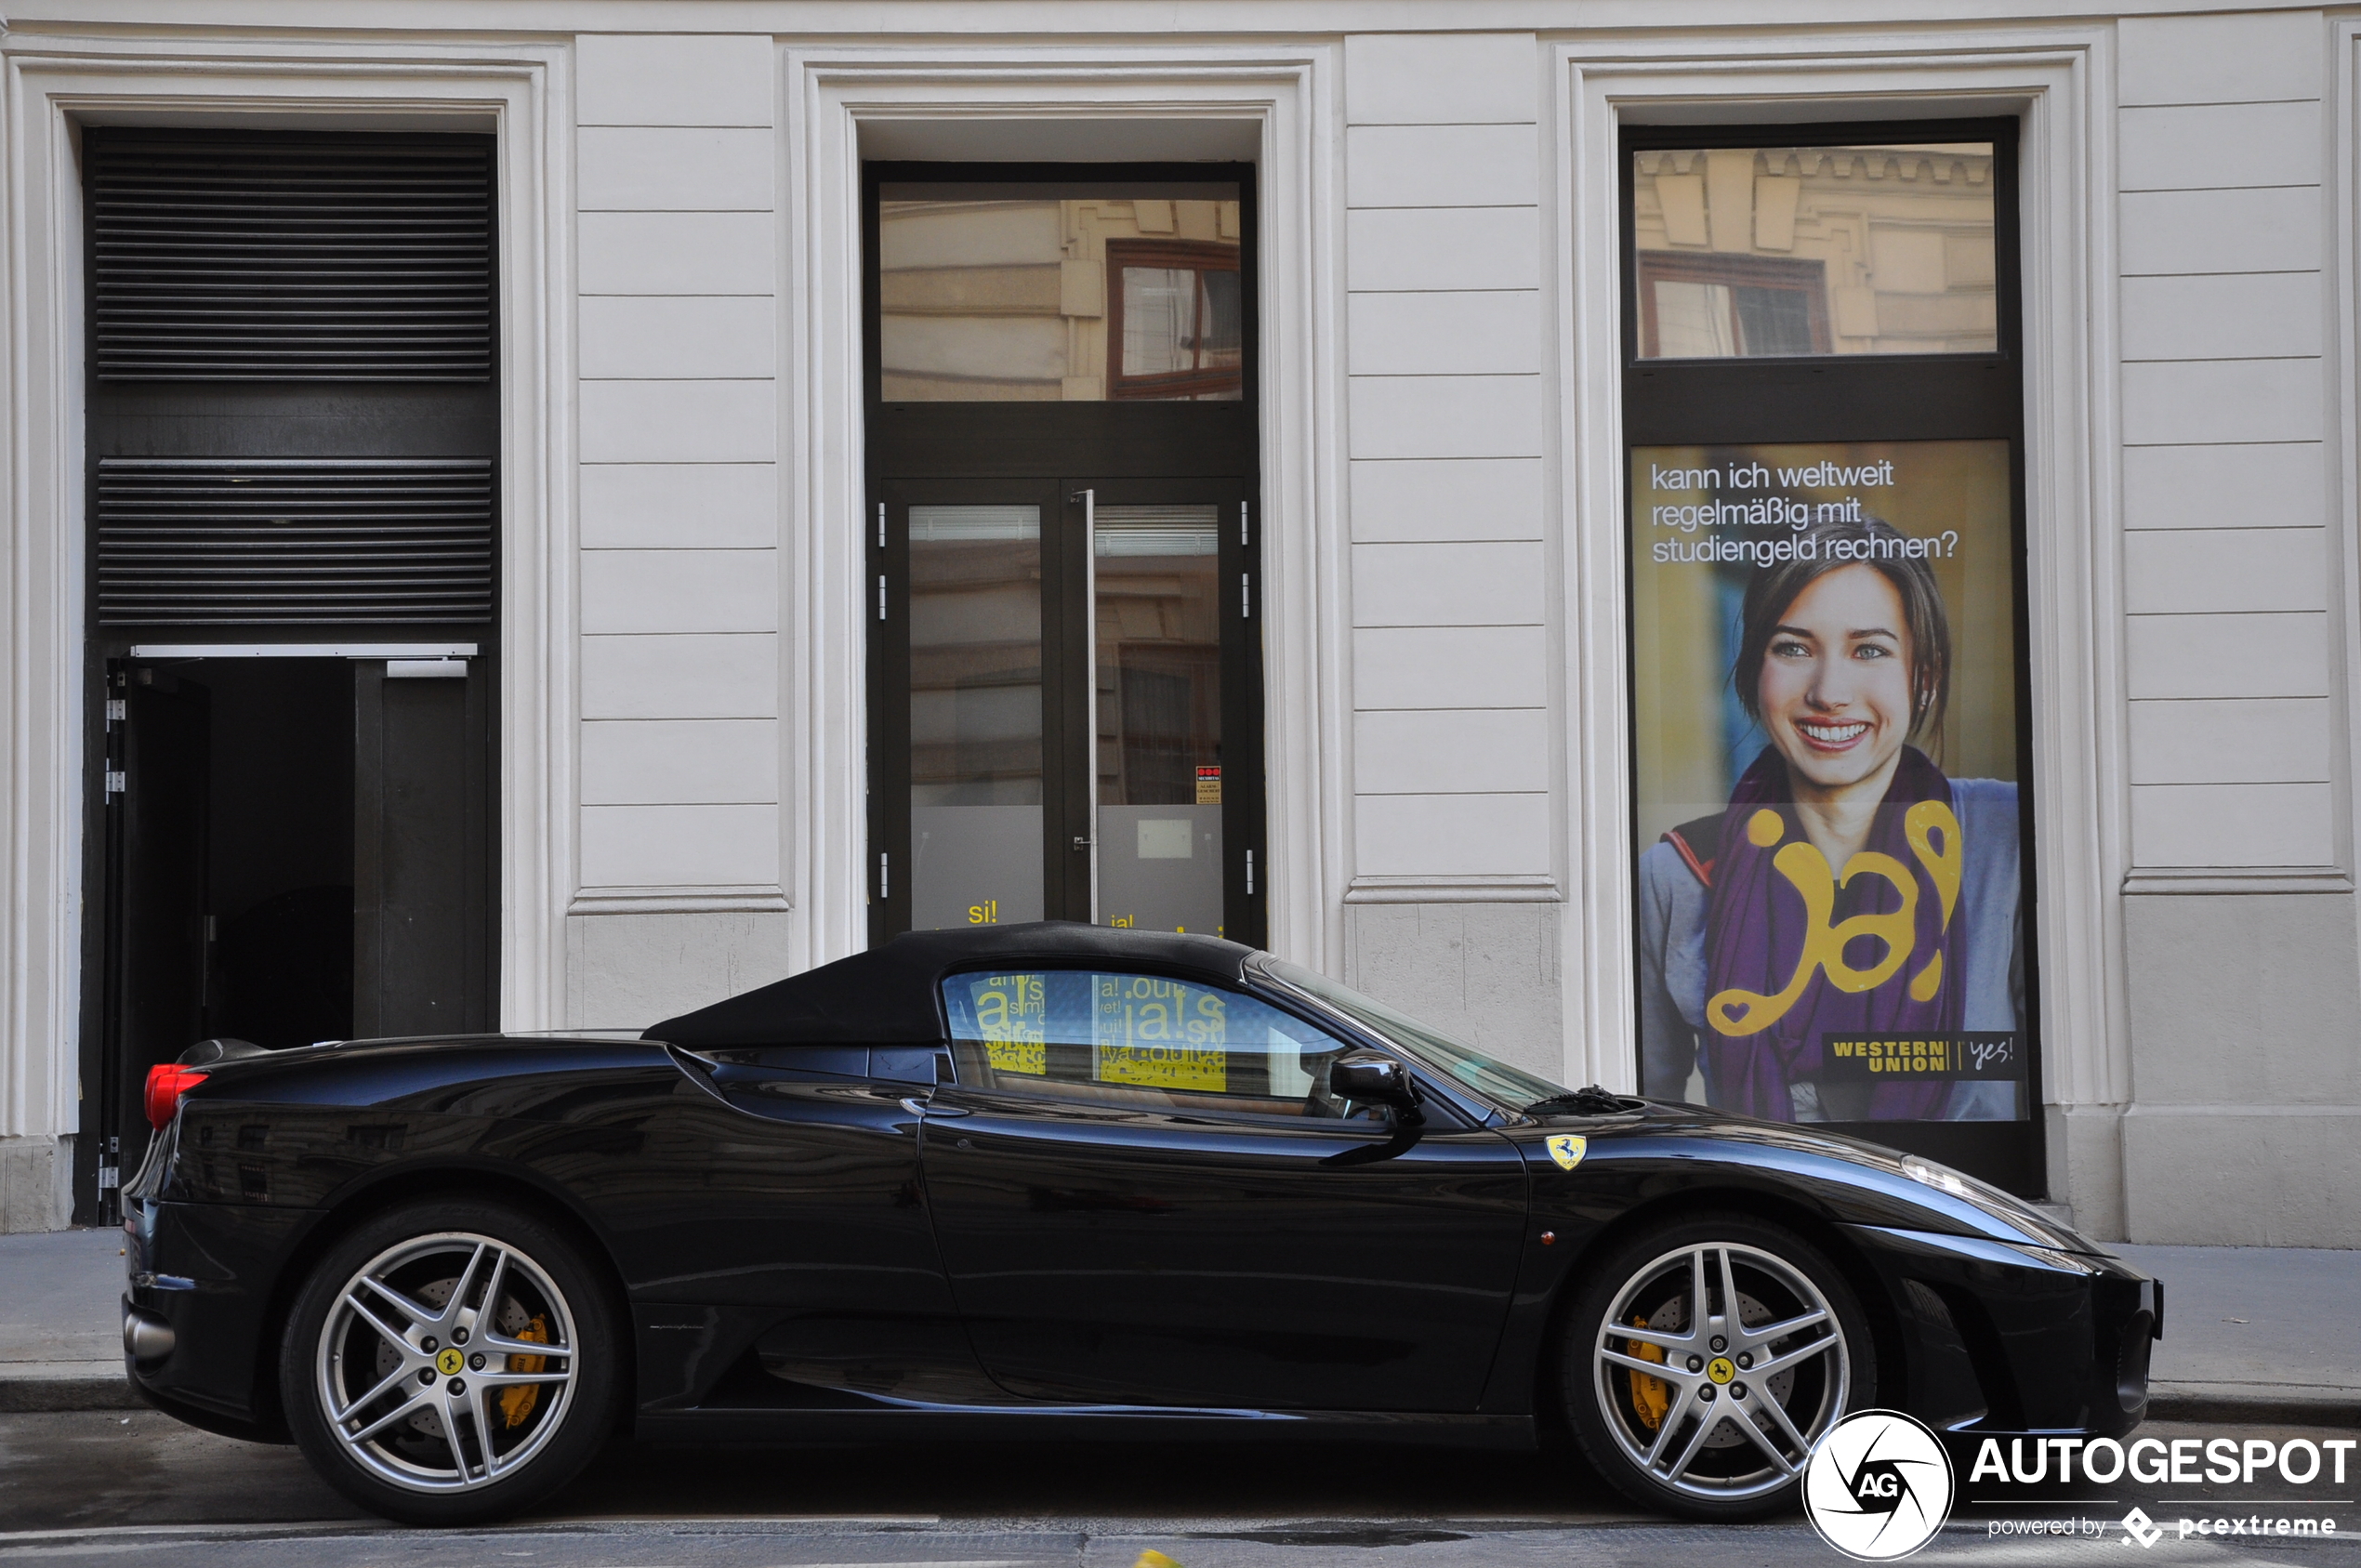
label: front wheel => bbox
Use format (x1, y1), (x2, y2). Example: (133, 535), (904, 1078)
(280, 1198), (619, 1525)
(1560, 1212), (1875, 1521)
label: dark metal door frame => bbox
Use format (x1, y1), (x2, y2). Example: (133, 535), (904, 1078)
(864, 162), (1267, 950)
(870, 474), (1266, 943)
(353, 657), (494, 1040)
(97, 665), (212, 1217)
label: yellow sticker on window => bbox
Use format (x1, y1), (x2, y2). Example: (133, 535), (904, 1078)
(969, 973), (1047, 1076)
(1097, 974), (1227, 1091)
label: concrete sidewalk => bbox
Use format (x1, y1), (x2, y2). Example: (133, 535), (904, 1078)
(4, 1228), (2352, 1423)
(0, 1227), (136, 1411)
(2114, 1243), (2360, 1425)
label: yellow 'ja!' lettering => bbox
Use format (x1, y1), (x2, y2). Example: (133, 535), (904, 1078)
(1706, 801), (1964, 1037)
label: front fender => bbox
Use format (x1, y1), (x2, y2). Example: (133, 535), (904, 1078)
(1476, 1128), (2128, 1420)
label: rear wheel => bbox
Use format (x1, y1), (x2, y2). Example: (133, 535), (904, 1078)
(280, 1198), (618, 1525)
(1561, 1212), (1874, 1521)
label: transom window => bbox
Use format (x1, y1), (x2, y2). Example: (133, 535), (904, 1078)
(876, 187), (1243, 402)
(1631, 142), (1998, 359)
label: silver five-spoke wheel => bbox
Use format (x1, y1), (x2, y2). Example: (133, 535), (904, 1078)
(1563, 1214), (1871, 1520)
(317, 1232), (579, 1492)
(1594, 1242), (1847, 1500)
(284, 1200), (616, 1524)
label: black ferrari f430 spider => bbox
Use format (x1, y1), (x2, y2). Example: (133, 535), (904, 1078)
(120, 923), (2158, 1525)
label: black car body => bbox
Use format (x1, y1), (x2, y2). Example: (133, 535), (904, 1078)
(122, 924), (2157, 1522)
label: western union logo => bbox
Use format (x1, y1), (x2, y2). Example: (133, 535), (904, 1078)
(1829, 1038), (1951, 1074)
(1823, 1032), (2019, 1083)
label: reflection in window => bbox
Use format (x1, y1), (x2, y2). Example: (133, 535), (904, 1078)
(1642, 254), (1830, 357)
(907, 506), (1044, 930)
(1632, 145), (1997, 358)
(1093, 507), (1223, 937)
(877, 190), (1243, 401)
(1110, 243), (1243, 400)
(1094, 507), (1221, 809)
(940, 969), (1379, 1120)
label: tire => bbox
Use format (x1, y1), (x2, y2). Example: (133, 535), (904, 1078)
(280, 1197), (619, 1525)
(1560, 1211), (1876, 1522)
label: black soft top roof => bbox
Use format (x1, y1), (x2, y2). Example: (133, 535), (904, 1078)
(644, 922), (1259, 1048)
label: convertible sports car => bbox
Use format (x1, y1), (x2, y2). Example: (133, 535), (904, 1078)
(121, 923), (2158, 1526)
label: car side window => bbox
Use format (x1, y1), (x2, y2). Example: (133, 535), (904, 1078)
(940, 969), (1386, 1122)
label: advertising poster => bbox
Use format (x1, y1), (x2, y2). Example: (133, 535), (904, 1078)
(1629, 440), (2030, 1123)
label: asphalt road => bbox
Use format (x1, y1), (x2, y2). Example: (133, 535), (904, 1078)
(3, 1413), (2357, 1566)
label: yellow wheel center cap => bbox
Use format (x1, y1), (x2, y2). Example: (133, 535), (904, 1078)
(435, 1347), (465, 1377)
(1707, 1356), (1736, 1385)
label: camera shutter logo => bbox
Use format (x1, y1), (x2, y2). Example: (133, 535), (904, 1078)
(1802, 1409), (1955, 1561)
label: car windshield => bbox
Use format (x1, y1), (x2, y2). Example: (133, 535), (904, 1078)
(1258, 957), (1569, 1111)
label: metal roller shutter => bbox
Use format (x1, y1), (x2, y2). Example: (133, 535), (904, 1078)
(88, 132), (494, 383)
(96, 458), (495, 626)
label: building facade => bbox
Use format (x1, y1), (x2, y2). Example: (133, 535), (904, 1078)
(0, 1), (2354, 1246)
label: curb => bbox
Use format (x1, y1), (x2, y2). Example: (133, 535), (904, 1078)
(2145, 1381), (2360, 1428)
(0, 1364), (140, 1413)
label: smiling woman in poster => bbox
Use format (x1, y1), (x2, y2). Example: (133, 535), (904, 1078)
(1637, 516), (2021, 1122)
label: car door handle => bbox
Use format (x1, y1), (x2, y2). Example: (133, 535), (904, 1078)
(901, 1097), (972, 1118)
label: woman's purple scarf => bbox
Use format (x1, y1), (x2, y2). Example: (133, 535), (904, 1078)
(1702, 745), (1959, 1121)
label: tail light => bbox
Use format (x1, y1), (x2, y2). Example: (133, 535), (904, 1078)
(144, 1064), (208, 1129)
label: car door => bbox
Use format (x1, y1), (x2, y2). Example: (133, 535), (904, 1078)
(918, 967), (1530, 1412)
(624, 1048), (999, 1407)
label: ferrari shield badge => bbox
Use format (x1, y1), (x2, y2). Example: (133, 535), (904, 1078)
(1546, 1134), (1587, 1171)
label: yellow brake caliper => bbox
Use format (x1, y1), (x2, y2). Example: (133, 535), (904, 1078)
(498, 1316), (549, 1429)
(1626, 1316), (1670, 1430)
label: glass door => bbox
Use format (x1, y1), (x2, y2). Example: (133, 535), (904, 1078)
(1077, 495), (1228, 936)
(881, 482), (1060, 935)
(875, 477), (1259, 944)
(864, 162), (1263, 951)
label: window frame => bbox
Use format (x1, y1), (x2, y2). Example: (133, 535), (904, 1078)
(934, 961), (1458, 1129)
(860, 164), (1269, 953)
(1616, 116), (2045, 1197)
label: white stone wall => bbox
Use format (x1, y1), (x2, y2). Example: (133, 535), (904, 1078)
(567, 33), (794, 1027)
(0, 3), (2356, 1243)
(0, 1138), (73, 1235)
(1333, 33), (1565, 1082)
(2111, 9), (2361, 1244)
(1340, 33), (1554, 906)
(2119, 9), (2335, 876)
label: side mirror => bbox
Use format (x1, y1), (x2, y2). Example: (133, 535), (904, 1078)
(1328, 1050), (1424, 1124)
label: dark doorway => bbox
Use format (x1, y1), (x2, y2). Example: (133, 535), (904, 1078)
(98, 651), (491, 1193)
(198, 658), (355, 1051)
(81, 128), (499, 1220)
(865, 165), (1265, 949)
